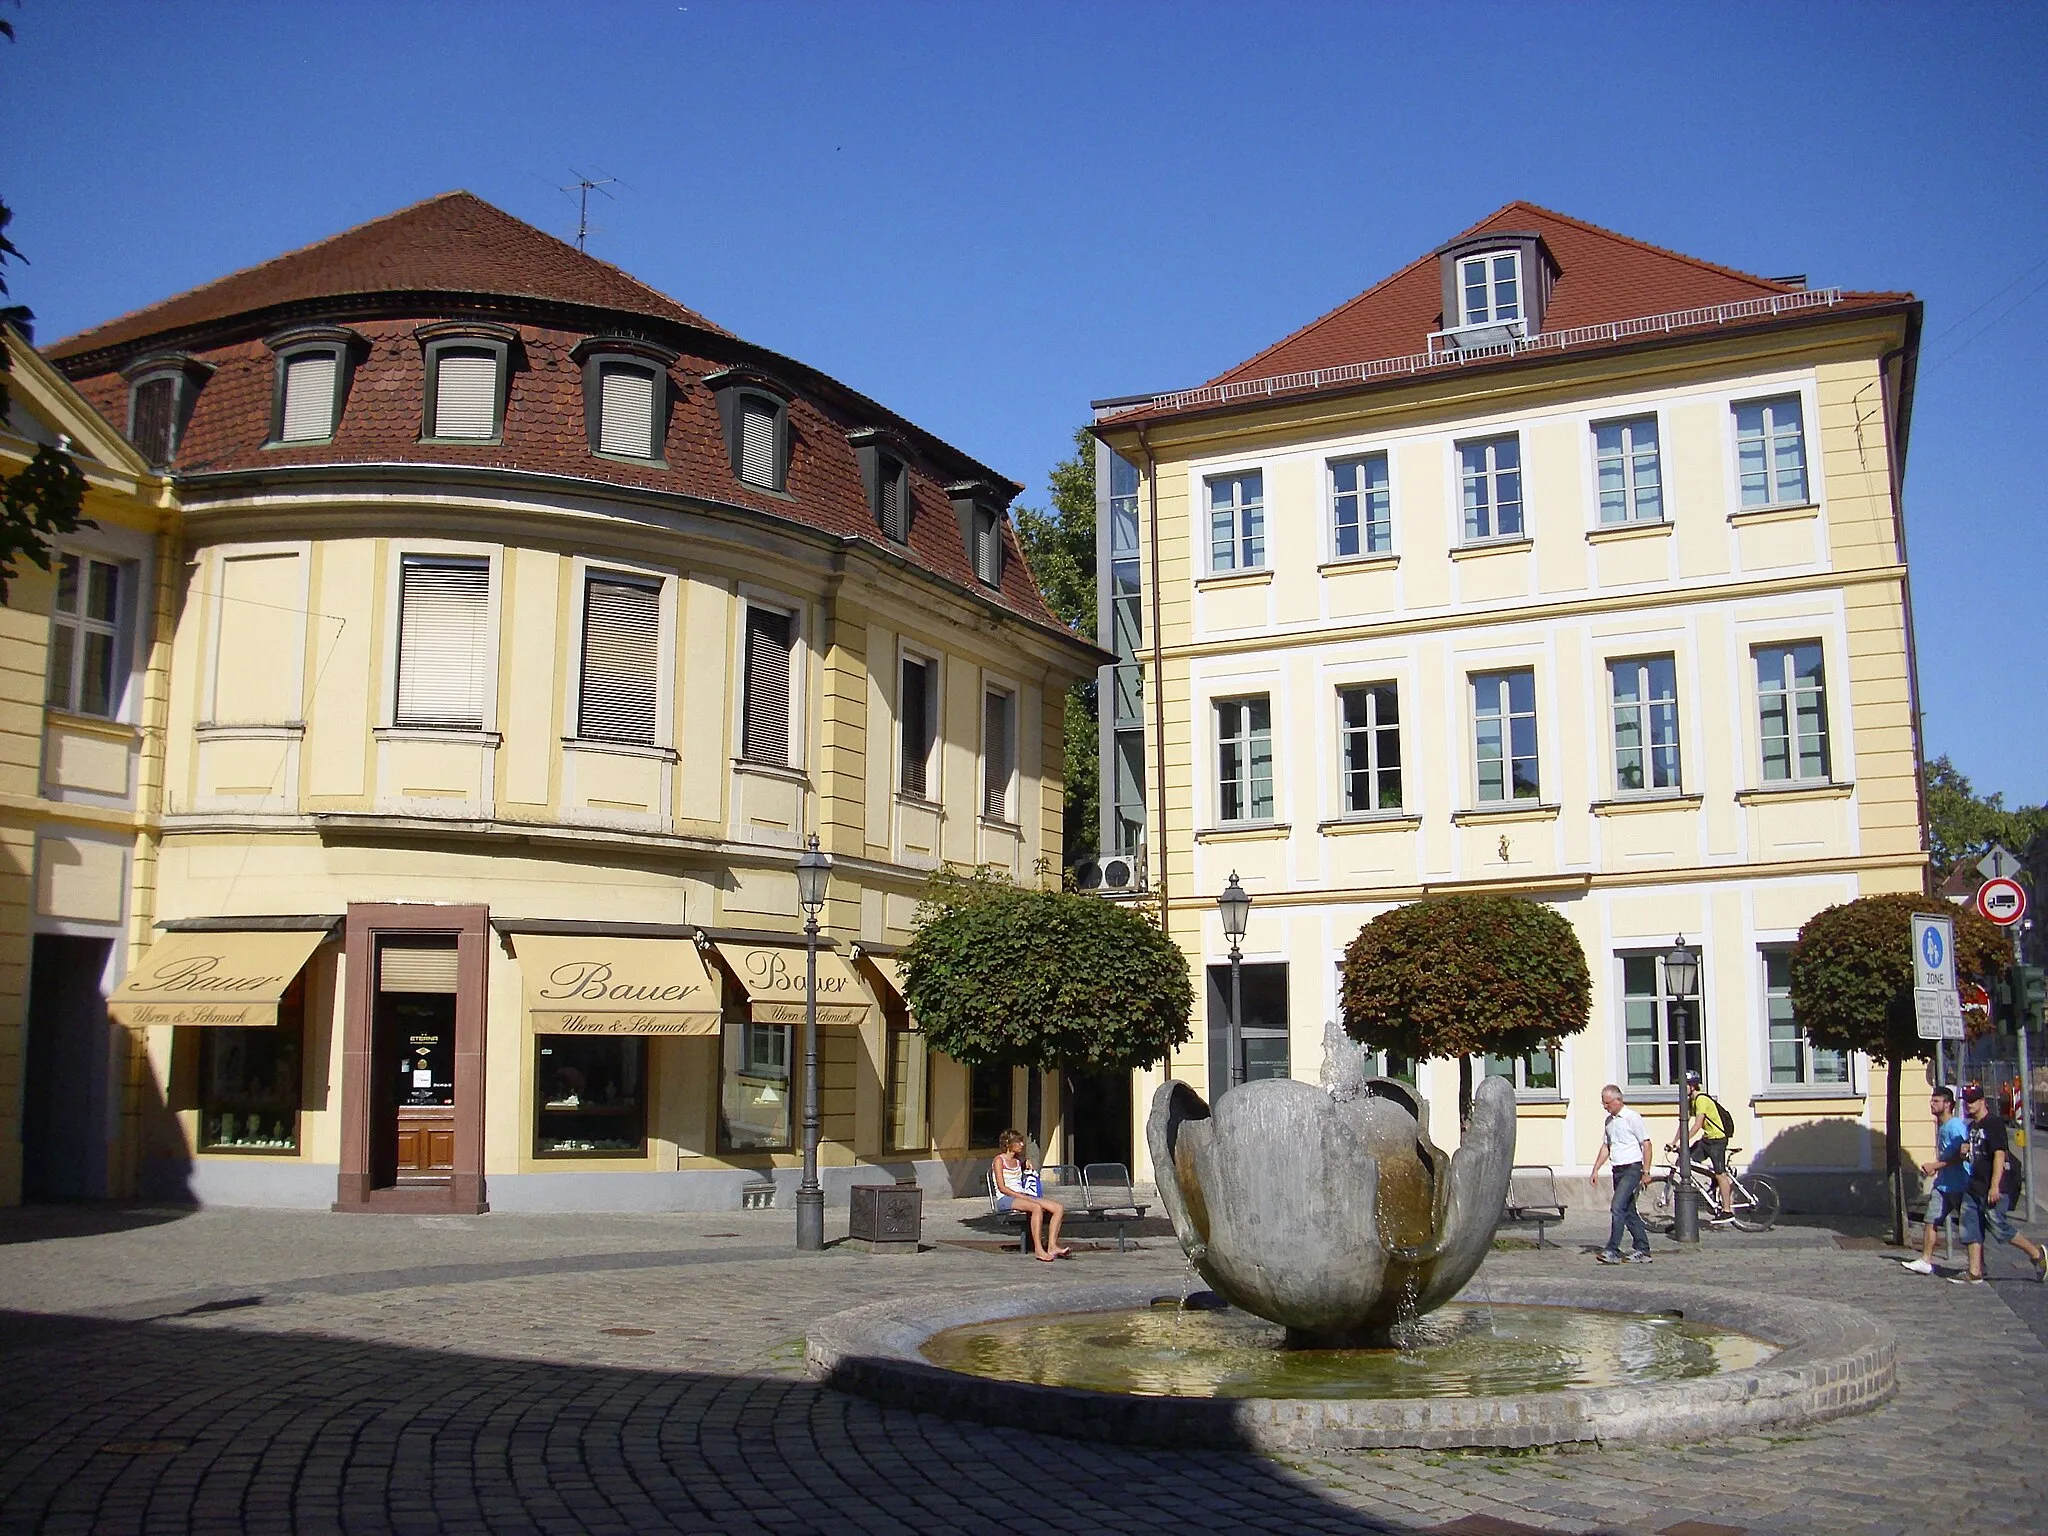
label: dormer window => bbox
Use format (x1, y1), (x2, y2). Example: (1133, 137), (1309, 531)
(707, 369), (792, 493)
(122, 354), (211, 468)
(1458, 251), (1522, 326)
(851, 428), (914, 542)
(265, 326), (362, 446)
(573, 336), (677, 463)
(416, 323), (517, 444)
(948, 481), (1008, 588)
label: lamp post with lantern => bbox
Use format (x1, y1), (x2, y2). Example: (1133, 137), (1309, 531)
(1664, 934), (1702, 1245)
(1218, 873), (1252, 1091)
(794, 833), (832, 1252)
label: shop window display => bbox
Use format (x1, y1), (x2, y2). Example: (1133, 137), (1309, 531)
(535, 1036), (647, 1154)
(199, 973), (305, 1152)
(720, 1012), (794, 1151)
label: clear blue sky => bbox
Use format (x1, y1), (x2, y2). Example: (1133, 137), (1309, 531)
(6, 2), (2044, 804)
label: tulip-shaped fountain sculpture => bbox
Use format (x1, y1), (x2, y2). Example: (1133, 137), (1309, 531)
(1147, 1024), (1517, 1348)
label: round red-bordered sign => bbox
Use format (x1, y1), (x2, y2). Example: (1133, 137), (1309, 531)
(1976, 876), (2027, 926)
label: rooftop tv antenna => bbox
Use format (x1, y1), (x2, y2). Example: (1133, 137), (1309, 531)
(560, 170), (621, 252)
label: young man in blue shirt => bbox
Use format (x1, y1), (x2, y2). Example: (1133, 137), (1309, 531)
(1900, 1085), (1968, 1275)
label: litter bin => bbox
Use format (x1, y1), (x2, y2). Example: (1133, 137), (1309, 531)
(847, 1177), (923, 1254)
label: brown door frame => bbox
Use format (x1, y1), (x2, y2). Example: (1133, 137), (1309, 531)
(334, 902), (490, 1214)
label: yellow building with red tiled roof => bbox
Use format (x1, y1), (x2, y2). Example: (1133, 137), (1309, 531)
(8, 194), (1101, 1213)
(1092, 203), (1931, 1208)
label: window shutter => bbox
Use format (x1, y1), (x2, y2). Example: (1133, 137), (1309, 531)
(130, 377), (177, 465)
(974, 508), (1001, 584)
(900, 658), (929, 798)
(280, 352), (338, 442)
(433, 350), (499, 439)
(741, 606), (793, 765)
(739, 399), (777, 487)
(982, 691), (1011, 820)
(379, 943), (459, 994)
(598, 364), (657, 458)
(880, 463), (906, 541)
(578, 576), (660, 744)
(394, 558), (490, 729)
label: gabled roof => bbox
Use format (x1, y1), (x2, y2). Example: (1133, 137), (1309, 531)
(1103, 203), (1913, 426)
(47, 192), (730, 361)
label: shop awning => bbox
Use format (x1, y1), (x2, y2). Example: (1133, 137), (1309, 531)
(854, 950), (918, 1030)
(514, 935), (723, 1035)
(711, 938), (870, 1028)
(107, 929), (328, 1028)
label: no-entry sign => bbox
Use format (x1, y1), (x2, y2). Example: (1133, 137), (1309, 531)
(1976, 876), (2027, 927)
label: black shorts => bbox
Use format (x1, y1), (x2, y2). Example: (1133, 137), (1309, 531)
(1694, 1138), (1729, 1175)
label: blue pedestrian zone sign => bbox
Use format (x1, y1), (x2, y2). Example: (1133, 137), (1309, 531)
(1912, 912), (1956, 993)
(1921, 925), (1945, 972)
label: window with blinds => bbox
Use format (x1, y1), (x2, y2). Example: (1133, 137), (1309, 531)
(597, 363), (658, 459)
(394, 557), (491, 730)
(982, 689), (1014, 821)
(739, 397), (778, 488)
(877, 455), (911, 541)
(279, 351), (339, 442)
(972, 506), (1001, 585)
(129, 376), (178, 466)
(578, 574), (660, 745)
(741, 606), (794, 766)
(431, 348), (500, 440)
(900, 657), (933, 798)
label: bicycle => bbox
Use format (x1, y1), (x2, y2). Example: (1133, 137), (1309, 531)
(1646, 1141), (1781, 1232)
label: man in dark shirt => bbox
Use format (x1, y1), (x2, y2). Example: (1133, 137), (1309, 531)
(1953, 1082), (2048, 1286)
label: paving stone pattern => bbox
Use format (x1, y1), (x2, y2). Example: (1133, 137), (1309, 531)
(0, 1200), (2042, 1535)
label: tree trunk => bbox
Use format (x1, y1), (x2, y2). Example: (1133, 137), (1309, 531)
(1458, 1057), (1473, 1128)
(1887, 1059), (1906, 1247)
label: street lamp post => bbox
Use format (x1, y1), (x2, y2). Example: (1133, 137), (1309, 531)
(1665, 934), (1701, 1245)
(794, 833), (832, 1252)
(1218, 873), (1252, 1092)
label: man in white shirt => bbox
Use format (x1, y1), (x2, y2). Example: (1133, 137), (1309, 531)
(1588, 1083), (1653, 1264)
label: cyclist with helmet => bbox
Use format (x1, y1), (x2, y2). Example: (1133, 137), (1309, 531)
(1682, 1070), (1736, 1223)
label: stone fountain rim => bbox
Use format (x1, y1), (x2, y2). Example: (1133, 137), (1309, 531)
(805, 1275), (1895, 1452)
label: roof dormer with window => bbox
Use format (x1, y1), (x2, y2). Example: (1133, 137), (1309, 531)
(1431, 232), (1557, 355)
(416, 321), (518, 445)
(705, 367), (793, 494)
(121, 353), (212, 468)
(947, 481), (1009, 588)
(573, 335), (677, 463)
(265, 325), (364, 447)
(850, 427), (915, 543)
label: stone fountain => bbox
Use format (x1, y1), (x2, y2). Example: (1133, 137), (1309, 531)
(1147, 1023), (1516, 1347)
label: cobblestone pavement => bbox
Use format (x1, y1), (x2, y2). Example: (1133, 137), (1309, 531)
(0, 1199), (2044, 1535)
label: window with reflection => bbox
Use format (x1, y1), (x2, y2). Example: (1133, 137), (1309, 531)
(720, 1004), (793, 1151)
(198, 973), (305, 1153)
(535, 1036), (647, 1155)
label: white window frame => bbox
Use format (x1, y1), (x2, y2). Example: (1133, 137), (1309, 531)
(1458, 250), (1523, 326)
(1753, 640), (1831, 785)
(563, 555), (677, 753)
(1592, 414), (1664, 525)
(1618, 948), (1706, 1093)
(1758, 942), (1855, 1093)
(1205, 469), (1266, 574)
(733, 589), (806, 773)
(897, 644), (941, 802)
(45, 549), (130, 720)
(1213, 693), (1276, 825)
(980, 679), (1018, 825)
(377, 541), (502, 734)
(1732, 393), (1809, 510)
(1328, 452), (1393, 560)
(1480, 1047), (1562, 1099)
(1607, 654), (1682, 797)
(1457, 433), (1524, 544)
(1336, 681), (1402, 816)
(1470, 667), (1540, 805)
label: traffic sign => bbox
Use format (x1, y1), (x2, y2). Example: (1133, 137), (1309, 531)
(1913, 913), (1955, 991)
(1976, 876), (2027, 927)
(1914, 987), (1965, 1041)
(1977, 844), (2022, 881)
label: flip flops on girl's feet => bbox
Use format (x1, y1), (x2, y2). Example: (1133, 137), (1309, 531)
(1054, 1247), (1074, 1259)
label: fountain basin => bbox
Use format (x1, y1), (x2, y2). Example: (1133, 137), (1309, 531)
(806, 1277), (1895, 1451)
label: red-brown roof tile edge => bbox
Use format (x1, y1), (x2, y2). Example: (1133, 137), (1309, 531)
(1098, 291), (1918, 431)
(176, 458), (1107, 662)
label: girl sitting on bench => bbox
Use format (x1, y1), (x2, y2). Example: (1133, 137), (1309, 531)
(993, 1129), (1070, 1261)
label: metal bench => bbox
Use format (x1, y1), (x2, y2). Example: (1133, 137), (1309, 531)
(1501, 1163), (1568, 1248)
(986, 1163), (1078, 1257)
(1079, 1162), (1150, 1252)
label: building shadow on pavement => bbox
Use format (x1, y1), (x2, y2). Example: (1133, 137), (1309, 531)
(0, 1304), (1561, 1536)
(0, 1201), (192, 1246)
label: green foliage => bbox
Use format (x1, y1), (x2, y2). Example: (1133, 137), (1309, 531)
(1059, 683), (1099, 868)
(1339, 895), (1591, 1062)
(1012, 427), (1096, 639)
(899, 866), (1192, 1073)
(1789, 893), (2009, 1065)
(0, 187), (92, 603)
(1923, 755), (2047, 879)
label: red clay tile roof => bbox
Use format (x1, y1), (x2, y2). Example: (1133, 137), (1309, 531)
(48, 193), (731, 360)
(1108, 202), (1912, 424)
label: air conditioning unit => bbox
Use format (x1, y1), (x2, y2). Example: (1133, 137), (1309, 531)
(1073, 848), (1147, 895)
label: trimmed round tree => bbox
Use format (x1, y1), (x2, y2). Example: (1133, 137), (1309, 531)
(899, 869), (1193, 1080)
(1339, 894), (1591, 1118)
(1789, 892), (2009, 1242)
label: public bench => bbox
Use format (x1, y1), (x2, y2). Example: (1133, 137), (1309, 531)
(1500, 1164), (1569, 1248)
